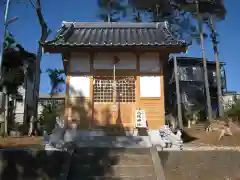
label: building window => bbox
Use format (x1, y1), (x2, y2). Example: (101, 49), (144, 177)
(93, 76), (135, 103)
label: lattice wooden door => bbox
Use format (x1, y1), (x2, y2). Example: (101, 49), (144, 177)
(93, 76), (136, 127)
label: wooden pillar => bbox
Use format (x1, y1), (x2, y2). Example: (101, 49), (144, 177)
(173, 56), (183, 130)
(136, 54), (140, 109)
(160, 54), (166, 127)
(135, 54), (140, 129)
(89, 53), (94, 128)
(63, 53), (71, 122)
(65, 75), (70, 121)
(159, 53), (168, 126)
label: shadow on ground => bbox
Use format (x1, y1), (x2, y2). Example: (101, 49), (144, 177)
(0, 150), (68, 180)
(0, 85), (146, 179)
(181, 130), (198, 143)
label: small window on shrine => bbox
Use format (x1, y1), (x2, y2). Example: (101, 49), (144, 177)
(93, 76), (136, 103)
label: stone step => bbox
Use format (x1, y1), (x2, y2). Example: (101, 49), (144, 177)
(73, 148), (153, 166)
(73, 136), (152, 148)
(68, 165), (156, 178)
(67, 148), (157, 180)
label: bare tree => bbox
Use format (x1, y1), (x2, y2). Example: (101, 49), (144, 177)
(27, 0), (51, 126)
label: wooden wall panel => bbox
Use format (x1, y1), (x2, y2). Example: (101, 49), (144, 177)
(139, 98), (165, 129)
(65, 52), (167, 130)
(93, 104), (135, 128)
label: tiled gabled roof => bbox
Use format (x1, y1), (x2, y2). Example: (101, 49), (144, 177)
(44, 21), (188, 48)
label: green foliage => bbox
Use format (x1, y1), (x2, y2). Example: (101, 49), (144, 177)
(40, 68), (65, 133)
(97, 0), (128, 22)
(131, 9), (142, 22)
(125, 0), (226, 43)
(174, 0), (226, 20)
(39, 102), (64, 134)
(4, 32), (17, 50)
(128, 0), (204, 43)
(1, 33), (31, 95)
(46, 68), (65, 95)
(225, 100), (240, 119)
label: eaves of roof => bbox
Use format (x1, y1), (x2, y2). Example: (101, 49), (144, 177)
(43, 21), (189, 49)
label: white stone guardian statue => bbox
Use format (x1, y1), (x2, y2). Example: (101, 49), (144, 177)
(55, 116), (65, 129)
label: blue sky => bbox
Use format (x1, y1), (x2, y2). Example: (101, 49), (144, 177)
(0, 0), (239, 93)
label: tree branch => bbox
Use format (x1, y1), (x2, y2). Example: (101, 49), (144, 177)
(27, 0), (48, 41)
(36, 0), (48, 42)
(28, 0), (36, 9)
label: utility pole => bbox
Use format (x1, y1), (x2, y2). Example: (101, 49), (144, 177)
(0, 0), (10, 137)
(208, 15), (224, 117)
(195, 0), (213, 123)
(0, 0), (10, 75)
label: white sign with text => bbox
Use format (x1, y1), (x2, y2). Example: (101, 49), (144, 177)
(135, 109), (147, 128)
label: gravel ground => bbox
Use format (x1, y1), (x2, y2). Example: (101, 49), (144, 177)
(159, 151), (240, 180)
(183, 128), (240, 146)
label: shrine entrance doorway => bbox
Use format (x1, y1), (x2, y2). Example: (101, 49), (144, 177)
(93, 76), (136, 128)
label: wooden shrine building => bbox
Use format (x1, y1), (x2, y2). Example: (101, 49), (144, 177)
(43, 21), (188, 131)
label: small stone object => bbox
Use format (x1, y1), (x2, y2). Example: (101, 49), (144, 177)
(55, 116), (65, 129)
(49, 127), (65, 148)
(158, 125), (183, 150)
(64, 129), (77, 143)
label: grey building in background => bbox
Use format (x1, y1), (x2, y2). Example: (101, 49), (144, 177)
(164, 56), (227, 122)
(15, 93), (65, 124)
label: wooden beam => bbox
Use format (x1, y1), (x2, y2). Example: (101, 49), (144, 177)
(44, 45), (187, 54)
(68, 71), (162, 77)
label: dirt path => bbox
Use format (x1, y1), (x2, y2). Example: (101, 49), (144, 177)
(183, 128), (240, 146)
(160, 151), (240, 180)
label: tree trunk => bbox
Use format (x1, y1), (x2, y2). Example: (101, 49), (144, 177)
(31, 0), (48, 134)
(23, 65), (28, 132)
(3, 90), (8, 137)
(173, 56), (183, 130)
(208, 15), (224, 118)
(196, 0), (213, 124)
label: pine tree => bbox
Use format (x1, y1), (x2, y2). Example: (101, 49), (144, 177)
(97, 0), (127, 22)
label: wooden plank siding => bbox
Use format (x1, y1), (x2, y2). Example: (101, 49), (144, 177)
(65, 52), (167, 130)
